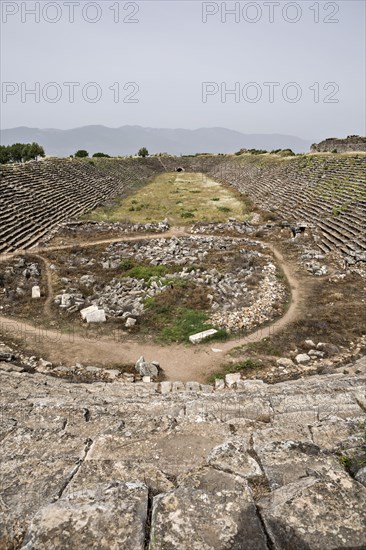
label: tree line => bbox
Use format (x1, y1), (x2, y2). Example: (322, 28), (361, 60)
(73, 147), (149, 158)
(0, 143), (45, 164)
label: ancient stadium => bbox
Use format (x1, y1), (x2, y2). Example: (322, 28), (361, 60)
(1, 142), (366, 548)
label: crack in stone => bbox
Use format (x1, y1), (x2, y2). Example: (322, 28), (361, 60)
(355, 394), (366, 413)
(144, 487), (154, 550)
(254, 503), (274, 550)
(52, 438), (93, 503)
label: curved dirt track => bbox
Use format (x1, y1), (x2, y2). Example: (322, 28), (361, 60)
(0, 231), (302, 382)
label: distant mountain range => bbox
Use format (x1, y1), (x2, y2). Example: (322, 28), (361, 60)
(1, 125), (314, 156)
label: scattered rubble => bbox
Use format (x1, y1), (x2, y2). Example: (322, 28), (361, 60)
(51, 235), (287, 335)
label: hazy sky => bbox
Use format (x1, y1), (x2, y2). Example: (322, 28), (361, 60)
(1, 0), (365, 140)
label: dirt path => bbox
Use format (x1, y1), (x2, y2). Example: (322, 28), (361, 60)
(0, 233), (303, 383)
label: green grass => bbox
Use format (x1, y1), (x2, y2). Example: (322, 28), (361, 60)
(119, 258), (182, 283)
(84, 172), (251, 225)
(181, 211), (195, 219)
(143, 299), (228, 343)
(124, 265), (168, 281)
(246, 339), (282, 357)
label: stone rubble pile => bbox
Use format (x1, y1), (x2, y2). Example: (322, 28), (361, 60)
(190, 219), (255, 235)
(300, 249), (329, 276)
(50, 219), (171, 240)
(210, 262), (286, 332)
(0, 258), (42, 310)
(52, 236), (287, 333)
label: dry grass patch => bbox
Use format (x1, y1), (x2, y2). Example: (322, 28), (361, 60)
(84, 172), (251, 225)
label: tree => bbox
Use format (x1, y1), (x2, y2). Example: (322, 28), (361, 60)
(75, 150), (89, 158)
(92, 152), (111, 158)
(9, 143), (25, 163)
(138, 147), (149, 158)
(0, 142), (45, 164)
(22, 142), (45, 162)
(0, 145), (11, 164)
(29, 142), (45, 160)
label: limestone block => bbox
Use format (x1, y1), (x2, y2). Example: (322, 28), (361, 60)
(31, 286), (40, 299)
(189, 328), (218, 344)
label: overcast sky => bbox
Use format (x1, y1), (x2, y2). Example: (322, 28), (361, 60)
(1, 0), (365, 140)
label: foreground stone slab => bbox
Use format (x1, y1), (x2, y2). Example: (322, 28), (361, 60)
(21, 482), (148, 550)
(150, 481), (268, 549)
(189, 328), (218, 344)
(258, 469), (366, 549)
(208, 440), (262, 480)
(0, 368), (365, 548)
(253, 439), (342, 489)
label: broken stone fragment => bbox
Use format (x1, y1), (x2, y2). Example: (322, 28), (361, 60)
(295, 353), (311, 365)
(135, 356), (159, 378)
(125, 317), (137, 328)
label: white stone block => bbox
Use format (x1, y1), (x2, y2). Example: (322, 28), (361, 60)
(189, 329), (218, 344)
(295, 353), (311, 365)
(159, 381), (172, 394)
(215, 378), (225, 391)
(86, 309), (106, 323)
(125, 317), (136, 328)
(81, 305), (98, 321)
(225, 373), (241, 388)
(32, 286), (41, 299)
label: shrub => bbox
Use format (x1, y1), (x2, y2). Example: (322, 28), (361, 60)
(75, 150), (89, 158)
(92, 152), (111, 158)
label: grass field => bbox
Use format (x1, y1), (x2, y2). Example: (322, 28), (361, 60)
(84, 172), (251, 225)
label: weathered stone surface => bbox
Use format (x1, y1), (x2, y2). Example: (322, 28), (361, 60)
(80, 306), (98, 321)
(86, 308), (106, 323)
(276, 357), (294, 368)
(21, 482), (148, 550)
(159, 381), (172, 394)
(295, 353), (311, 365)
(225, 372), (241, 387)
(0, 367), (365, 548)
(258, 470), (366, 549)
(150, 482), (268, 550)
(310, 417), (361, 450)
(125, 317), (137, 328)
(254, 439), (342, 489)
(355, 466), (366, 487)
(208, 441), (262, 480)
(135, 356), (159, 378)
(0, 361), (24, 373)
